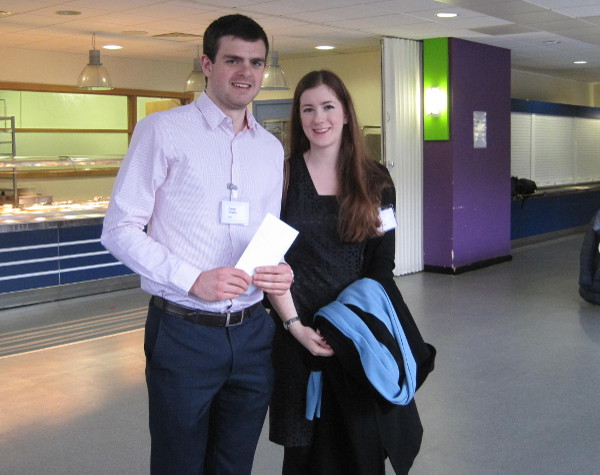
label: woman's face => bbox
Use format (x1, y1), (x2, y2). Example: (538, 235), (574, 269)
(299, 84), (348, 152)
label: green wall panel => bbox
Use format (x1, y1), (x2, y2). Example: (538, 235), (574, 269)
(20, 92), (127, 129)
(423, 38), (450, 141)
(16, 132), (128, 156)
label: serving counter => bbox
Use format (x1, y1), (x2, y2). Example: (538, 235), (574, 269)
(511, 182), (600, 241)
(0, 156), (138, 310)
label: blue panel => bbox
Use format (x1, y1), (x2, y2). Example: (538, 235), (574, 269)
(252, 99), (293, 125)
(511, 98), (600, 119)
(0, 228), (59, 288)
(60, 264), (133, 284)
(0, 274), (60, 293)
(0, 245), (58, 264)
(59, 241), (106, 257)
(0, 228), (58, 249)
(59, 224), (103, 242)
(57, 223), (134, 283)
(0, 260), (58, 278)
(59, 253), (117, 270)
(511, 190), (600, 239)
(0, 222), (135, 292)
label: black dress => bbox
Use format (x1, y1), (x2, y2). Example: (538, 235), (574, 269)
(269, 154), (396, 447)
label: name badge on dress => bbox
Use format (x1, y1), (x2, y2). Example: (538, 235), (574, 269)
(221, 200), (250, 226)
(379, 206), (397, 233)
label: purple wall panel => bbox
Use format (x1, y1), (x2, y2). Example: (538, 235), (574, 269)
(424, 38), (512, 270)
(423, 140), (454, 267)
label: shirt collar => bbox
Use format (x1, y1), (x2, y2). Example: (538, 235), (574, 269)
(196, 92), (258, 132)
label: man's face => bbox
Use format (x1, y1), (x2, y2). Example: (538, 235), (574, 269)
(202, 35), (266, 115)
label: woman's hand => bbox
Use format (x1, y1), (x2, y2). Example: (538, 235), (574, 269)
(253, 263), (293, 295)
(289, 324), (334, 357)
(266, 288), (332, 355)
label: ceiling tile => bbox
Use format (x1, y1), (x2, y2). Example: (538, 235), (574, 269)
(3, 0), (600, 82)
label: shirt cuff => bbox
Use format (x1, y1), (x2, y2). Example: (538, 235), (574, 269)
(172, 260), (202, 295)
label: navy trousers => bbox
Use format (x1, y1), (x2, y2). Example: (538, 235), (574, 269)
(144, 302), (275, 475)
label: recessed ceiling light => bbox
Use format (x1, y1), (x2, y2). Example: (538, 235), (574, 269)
(543, 40), (561, 45)
(436, 12), (458, 18)
(573, 60), (588, 64)
(315, 45), (335, 50)
(56, 10), (81, 15)
(103, 44), (123, 50)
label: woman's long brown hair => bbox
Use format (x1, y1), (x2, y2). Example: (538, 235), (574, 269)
(288, 70), (393, 242)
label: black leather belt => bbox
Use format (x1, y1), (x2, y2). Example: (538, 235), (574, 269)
(150, 296), (261, 327)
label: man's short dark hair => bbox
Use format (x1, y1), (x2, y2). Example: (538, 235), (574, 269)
(203, 14), (269, 62)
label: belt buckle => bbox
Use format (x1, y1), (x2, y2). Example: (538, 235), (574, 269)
(225, 310), (244, 327)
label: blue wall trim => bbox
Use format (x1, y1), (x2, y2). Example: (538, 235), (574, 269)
(511, 98), (600, 119)
(511, 190), (600, 239)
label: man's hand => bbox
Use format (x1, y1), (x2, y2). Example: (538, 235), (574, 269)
(253, 263), (293, 295)
(189, 267), (251, 301)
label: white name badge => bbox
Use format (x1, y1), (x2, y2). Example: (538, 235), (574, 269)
(379, 206), (397, 233)
(221, 200), (250, 226)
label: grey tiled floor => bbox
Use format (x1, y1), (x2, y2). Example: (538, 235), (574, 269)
(1, 232), (599, 475)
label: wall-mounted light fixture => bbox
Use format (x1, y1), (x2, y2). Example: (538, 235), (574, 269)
(184, 46), (205, 93)
(425, 87), (446, 117)
(261, 38), (289, 90)
(77, 33), (113, 90)
(424, 38), (449, 140)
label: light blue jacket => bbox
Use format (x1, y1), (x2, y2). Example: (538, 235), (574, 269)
(306, 278), (417, 420)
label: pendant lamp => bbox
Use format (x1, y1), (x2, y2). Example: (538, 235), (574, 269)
(77, 33), (113, 90)
(261, 38), (289, 90)
(184, 46), (205, 92)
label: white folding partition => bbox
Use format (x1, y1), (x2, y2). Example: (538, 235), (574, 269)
(381, 37), (424, 275)
(510, 112), (600, 186)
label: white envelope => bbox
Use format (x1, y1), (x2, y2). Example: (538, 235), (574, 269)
(236, 213), (299, 278)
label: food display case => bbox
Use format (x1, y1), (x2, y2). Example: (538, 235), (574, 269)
(0, 155), (123, 206)
(0, 155), (138, 309)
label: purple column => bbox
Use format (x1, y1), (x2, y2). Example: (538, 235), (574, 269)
(424, 38), (512, 273)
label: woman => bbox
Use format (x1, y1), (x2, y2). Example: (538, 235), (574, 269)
(268, 70), (425, 474)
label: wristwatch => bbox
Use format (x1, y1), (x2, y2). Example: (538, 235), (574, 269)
(283, 316), (301, 331)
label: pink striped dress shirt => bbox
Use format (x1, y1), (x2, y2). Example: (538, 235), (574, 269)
(101, 93), (284, 312)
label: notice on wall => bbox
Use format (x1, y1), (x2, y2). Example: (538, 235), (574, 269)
(473, 111), (487, 149)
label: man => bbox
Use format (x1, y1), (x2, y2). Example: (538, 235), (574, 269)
(101, 14), (291, 475)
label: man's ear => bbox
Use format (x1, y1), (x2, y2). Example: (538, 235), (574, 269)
(201, 55), (213, 76)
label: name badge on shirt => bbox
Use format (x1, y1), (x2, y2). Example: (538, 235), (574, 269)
(379, 206), (397, 233)
(221, 200), (250, 226)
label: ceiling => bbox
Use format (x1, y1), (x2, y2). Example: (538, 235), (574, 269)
(2, 0), (600, 83)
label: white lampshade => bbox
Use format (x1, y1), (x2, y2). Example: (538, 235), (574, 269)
(77, 34), (113, 90)
(262, 51), (289, 90)
(184, 57), (205, 92)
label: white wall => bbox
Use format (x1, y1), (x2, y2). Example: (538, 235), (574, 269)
(2, 46), (598, 121)
(0, 47), (382, 125)
(0, 47), (192, 91)
(256, 51), (382, 127)
(593, 83), (600, 107)
(512, 68), (596, 107)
